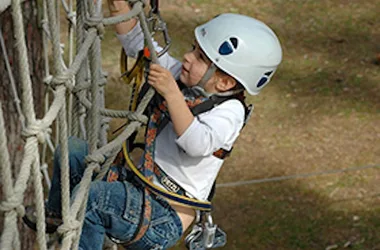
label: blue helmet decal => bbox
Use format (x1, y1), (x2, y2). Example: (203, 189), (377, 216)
(257, 71), (274, 88)
(218, 41), (233, 55)
(257, 77), (268, 88)
(218, 37), (239, 56)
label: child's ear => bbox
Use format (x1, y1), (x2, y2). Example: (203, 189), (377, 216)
(216, 74), (237, 92)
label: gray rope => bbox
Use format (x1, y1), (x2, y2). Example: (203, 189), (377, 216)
(0, 103), (19, 250)
(0, 0), (26, 13)
(71, 0), (86, 138)
(51, 29), (98, 88)
(87, 0), (102, 155)
(76, 93), (148, 122)
(89, 0), (108, 148)
(8, 0), (49, 247)
(40, 0), (54, 189)
(60, 0), (88, 247)
(66, 0), (76, 137)
(0, 0), (183, 249)
(44, 0), (75, 248)
(31, 154), (48, 249)
(102, 1), (143, 26)
(216, 164), (380, 188)
(11, 0), (36, 124)
(61, 2), (158, 249)
(69, 34), (155, 220)
(95, 145), (122, 181)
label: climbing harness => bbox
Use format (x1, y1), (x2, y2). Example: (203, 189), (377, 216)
(123, 142), (212, 210)
(114, 82), (253, 248)
(119, 48), (148, 113)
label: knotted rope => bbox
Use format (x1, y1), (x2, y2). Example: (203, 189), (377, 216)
(0, 0), (156, 249)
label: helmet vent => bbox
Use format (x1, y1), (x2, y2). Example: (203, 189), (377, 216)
(218, 41), (234, 55)
(218, 37), (239, 55)
(264, 71), (273, 77)
(230, 37), (238, 49)
(257, 77), (268, 88)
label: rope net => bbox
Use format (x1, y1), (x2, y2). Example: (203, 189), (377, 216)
(0, 0), (157, 249)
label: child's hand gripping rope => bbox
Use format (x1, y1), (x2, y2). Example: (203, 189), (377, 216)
(147, 64), (182, 99)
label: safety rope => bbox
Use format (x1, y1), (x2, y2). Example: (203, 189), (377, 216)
(216, 164), (380, 188)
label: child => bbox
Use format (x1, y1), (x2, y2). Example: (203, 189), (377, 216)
(24, 1), (282, 249)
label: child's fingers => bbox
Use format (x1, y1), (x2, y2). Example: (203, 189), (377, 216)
(147, 74), (157, 84)
(148, 69), (161, 77)
(150, 63), (162, 70)
(149, 64), (166, 75)
(147, 75), (163, 88)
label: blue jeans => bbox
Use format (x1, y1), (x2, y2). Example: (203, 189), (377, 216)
(47, 137), (183, 250)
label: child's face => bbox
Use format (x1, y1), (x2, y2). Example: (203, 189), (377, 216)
(180, 42), (217, 92)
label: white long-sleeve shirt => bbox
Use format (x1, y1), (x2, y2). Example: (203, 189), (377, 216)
(117, 24), (246, 201)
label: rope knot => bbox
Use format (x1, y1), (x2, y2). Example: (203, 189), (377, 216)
(22, 120), (51, 144)
(128, 113), (148, 124)
(85, 152), (105, 166)
(0, 197), (25, 217)
(57, 217), (81, 235)
(52, 71), (74, 89)
(72, 79), (91, 93)
(85, 17), (105, 37)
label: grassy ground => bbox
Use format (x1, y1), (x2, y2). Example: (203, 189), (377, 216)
(100, 0), (380, 249)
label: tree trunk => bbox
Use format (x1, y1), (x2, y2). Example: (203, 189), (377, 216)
(0, 0), (44, 249)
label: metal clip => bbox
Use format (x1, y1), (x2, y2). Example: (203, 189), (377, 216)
(185, 224), (203, 250)
(146, 1), (171, 57)
(203, 213), (217, 248)
(211, 227), (227, 248)
(185, 212), (227, 250)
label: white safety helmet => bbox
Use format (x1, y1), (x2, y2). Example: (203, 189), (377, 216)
(195, 13), (282, 95)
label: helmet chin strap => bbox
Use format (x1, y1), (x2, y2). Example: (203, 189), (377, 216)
(192, 63), (243, 98)
(197, 63), (217, 88)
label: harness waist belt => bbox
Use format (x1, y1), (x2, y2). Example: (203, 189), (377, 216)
(154, 163), (187, 196)
(122, 141), (212, 211)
